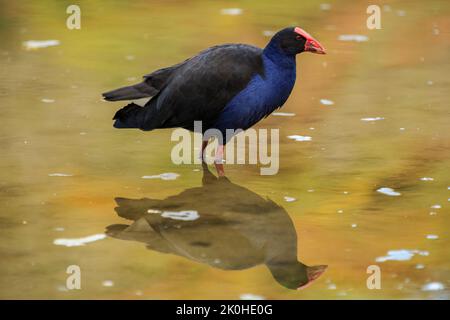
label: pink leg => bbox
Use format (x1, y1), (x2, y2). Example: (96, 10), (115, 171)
(214, 144), (225, 177)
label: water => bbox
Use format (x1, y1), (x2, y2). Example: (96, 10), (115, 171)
(0, 0), (449, 299)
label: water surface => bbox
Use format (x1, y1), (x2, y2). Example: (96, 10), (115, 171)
(0, 0), (449, 299)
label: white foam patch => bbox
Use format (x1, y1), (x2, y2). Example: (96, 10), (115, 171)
(262, 30), (275, 37)
(426, 234), (439, 240)
(53, 233), (106, 247)
(375, 249), (429, 262)
(287, 135), (312, 142)
(102, 280), (114, 287)
(284, 196), (296, 202)
(422, 282), (444, 291)
(161, 210), (199, 221)
(361, 117), (384, 122)
(220, 8), (243, 15)
(272, 112), (295, 117)
(430, 204), (441, 209)
(320, 99), (334, 105)
(327, 283), (337, 290)
(338, 35), (369, 42)
(420, 177), (434, 181)
(41, 98), (55, 103)
(48, 173), (73, 177)
(240, 293), (265, 300)
(377, 187), (401, 196)
(142, 173), (179, 180)
(23, 40), (60, 50)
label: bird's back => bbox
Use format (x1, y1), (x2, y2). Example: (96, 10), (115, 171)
(112, 44), (265, 131)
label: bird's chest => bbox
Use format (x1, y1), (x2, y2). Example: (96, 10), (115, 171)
(217, 60), (296, 130)
(257, 64), (296, 107)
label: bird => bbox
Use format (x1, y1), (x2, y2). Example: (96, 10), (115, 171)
(106, 164), (327, 290)
(103, 27), (326, 176)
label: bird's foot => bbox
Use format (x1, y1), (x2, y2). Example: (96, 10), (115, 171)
(214, 162), (225, 177)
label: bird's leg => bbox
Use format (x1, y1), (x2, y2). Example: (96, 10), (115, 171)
(199, 139), (208, 162)
(214, 144), (225, 177)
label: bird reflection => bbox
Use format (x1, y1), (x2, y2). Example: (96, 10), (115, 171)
(106, 164), (327, 290)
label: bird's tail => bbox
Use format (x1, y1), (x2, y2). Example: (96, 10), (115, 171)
(103, 82), (157, 101)
(113, 103), (148, 129)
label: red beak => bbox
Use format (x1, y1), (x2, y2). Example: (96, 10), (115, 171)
(294, 27), (326, 54)
(297, 265), (328, 290)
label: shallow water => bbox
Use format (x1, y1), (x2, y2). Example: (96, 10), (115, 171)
(0, 0), (449, 299)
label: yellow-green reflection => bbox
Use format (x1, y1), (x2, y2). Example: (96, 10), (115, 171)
(0, 0), (449, 299)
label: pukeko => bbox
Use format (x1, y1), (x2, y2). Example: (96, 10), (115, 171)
(103, 27), (326, 176)
(106, 164), (327, 290)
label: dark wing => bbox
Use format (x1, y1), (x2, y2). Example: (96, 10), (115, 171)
(139, 44), (264, 130)
(102, 62), (185, 101)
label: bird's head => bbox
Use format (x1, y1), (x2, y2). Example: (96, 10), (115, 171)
(268, 261), (328, 290)
(270, 26), (326, 55)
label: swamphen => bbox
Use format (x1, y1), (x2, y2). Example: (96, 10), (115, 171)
(106, 164), (327, 290)
(103, 27), (326, 175)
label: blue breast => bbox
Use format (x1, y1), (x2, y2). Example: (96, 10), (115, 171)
(212, 52), (296, 137)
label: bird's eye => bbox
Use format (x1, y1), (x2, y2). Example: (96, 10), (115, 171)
(296, 36), (302, 40)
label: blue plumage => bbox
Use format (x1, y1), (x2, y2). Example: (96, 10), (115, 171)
(213, 43), (296, 139)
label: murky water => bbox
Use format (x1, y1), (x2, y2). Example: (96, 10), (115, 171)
(0, 0), (449, 299)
